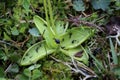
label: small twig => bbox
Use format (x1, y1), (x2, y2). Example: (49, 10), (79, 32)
(66, 14), (104, 32)
(0, 40), (21, 49)
(106, 25), (120, 46)
(20, 35), (31, 47)
(93, 15), (106, 23)
(79, 20), (103, 32)
(16, 20), (33, 27)
(81, 12), (88, 17)
(11, 35), (30, 47)
(0, 40), (12, 46)
(71, 56), (78, 69)
(0, 11), (11, 18)
(5, 63), (12, 73)
(50, 56), (97, 80)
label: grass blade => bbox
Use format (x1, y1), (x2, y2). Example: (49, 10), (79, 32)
(87, 48), (104, 70)
(109, 38), (118, 65)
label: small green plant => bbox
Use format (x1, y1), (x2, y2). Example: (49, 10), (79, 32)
(20, 0), (94, 66)
(15, 68), (42, 80)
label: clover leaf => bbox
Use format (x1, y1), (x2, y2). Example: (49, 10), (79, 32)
(91, 0), (111, 11)
(73, 0), (85, 11)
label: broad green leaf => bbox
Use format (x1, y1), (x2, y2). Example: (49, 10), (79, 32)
(44, 29), (59, 48)
(91, 0), (111, 11)
(33, 15), (58, 48)
(20, 41), (55, 66)
(60, 46), (89, 64)
(60, 27), (94, 49)
(33, 15), (47, 35)
(73, 0), (85, 11)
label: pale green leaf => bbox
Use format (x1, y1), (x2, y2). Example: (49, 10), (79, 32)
(33, 15), (47, 35)
(60, 27), (94, 49)
(33, 15), (58, 48)
(60, 46), (89, 64)
(28, 64), (41, 70)
(20, 41), (55, 66)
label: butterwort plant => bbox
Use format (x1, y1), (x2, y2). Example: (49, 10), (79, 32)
(20, 0), (94, 66)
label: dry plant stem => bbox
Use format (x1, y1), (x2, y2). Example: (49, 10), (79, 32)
(69, 57), (97, 80)
(67, 14), (104, 32)
(50, 56), (97, 80)
(107, 25), (120, 46)
(0, 40), (12, 46)
(81, 12), (88, 17)
(0, 40), (22, 49)
(79, 20), (103, 32)
(5, 63), (12, 73)
(10, 35), (30, 47)
(93, 15), (106, 23)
